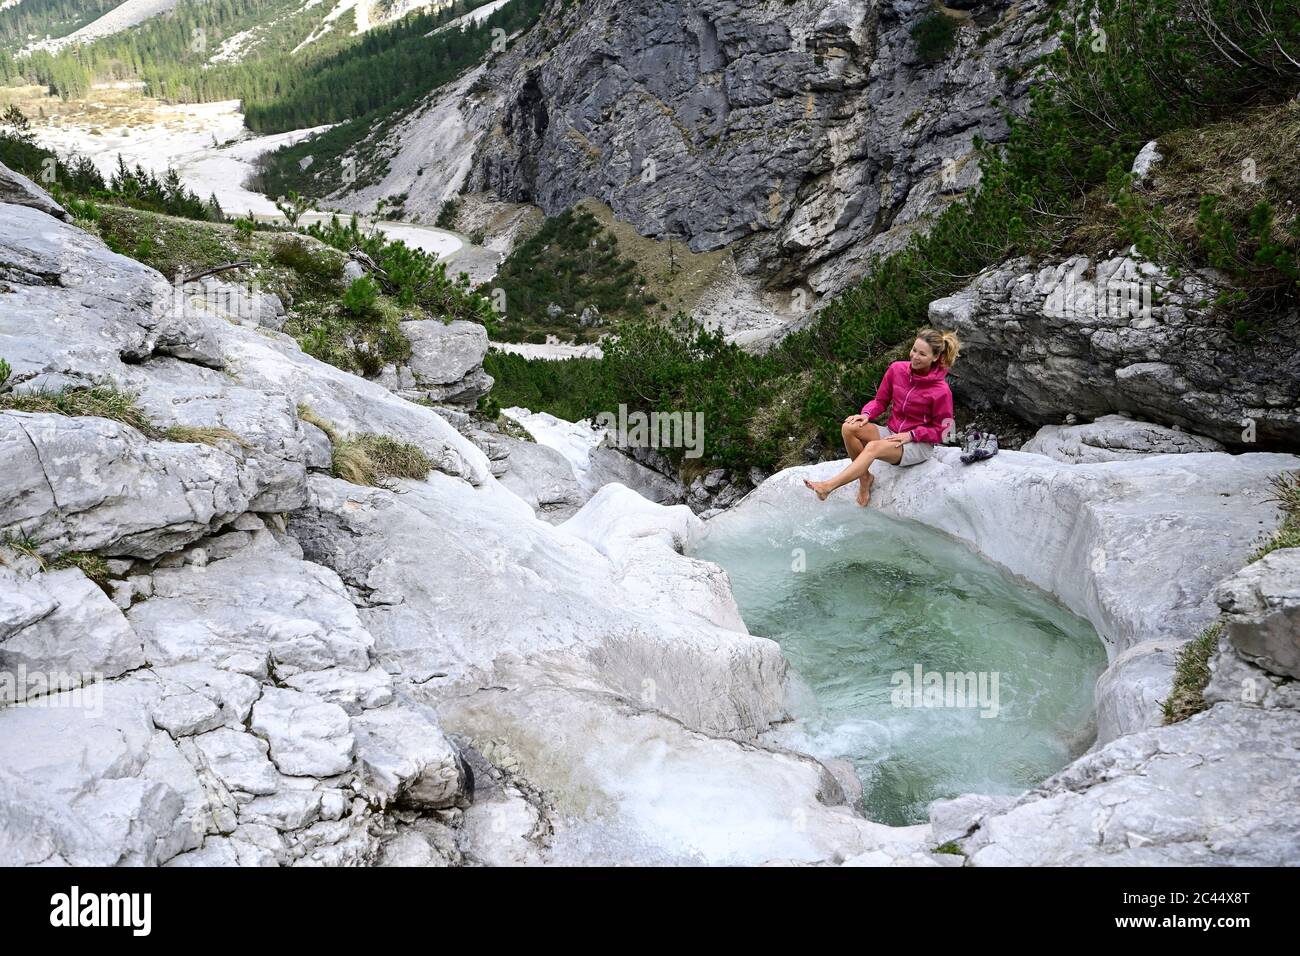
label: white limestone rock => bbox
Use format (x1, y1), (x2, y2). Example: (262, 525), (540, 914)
(959, 705), (1300, 865)
(0, 565), (144, 704)
(283, 666), (395, 715)
(151, 691), (225, 738)
(0, 675), (205, 865)
(128, 533), (373, 679)
(1093, 639), (1184, 745)
(0, 412), (266, 559)
(351, 704), (467, 809)
(250, 687), (355, 778)
(1130, 139), (1163, 185)
(495, 435), (587, 521)
(0, 160), (68, 219)
(1215, 548), (1300, 680)
(1023, 415), (1224, 464)
(392, 319), (493, 404)
(189, 727), (282, 797)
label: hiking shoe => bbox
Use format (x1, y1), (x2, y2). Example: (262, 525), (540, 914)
(960, 431), (999, 464)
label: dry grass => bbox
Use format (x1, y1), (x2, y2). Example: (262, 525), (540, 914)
(0, 385), (252, 450)
(1071, 100), (1300, 259)
(297, 403), (433, 488)
(577, 199), (731, 317)
(333, 434), (434, 487)
(163, 425), (250, 449)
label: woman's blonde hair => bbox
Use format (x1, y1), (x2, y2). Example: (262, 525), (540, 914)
(916, 327), (960, 368)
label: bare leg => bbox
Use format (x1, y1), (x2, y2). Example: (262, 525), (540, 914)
(804, 439), (903, 502)
(841, 421), (881, 506)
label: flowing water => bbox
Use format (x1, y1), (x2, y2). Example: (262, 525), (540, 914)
(692, 505), (1107, 826)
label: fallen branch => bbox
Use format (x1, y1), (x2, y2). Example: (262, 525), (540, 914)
(180, 261), (253, 284)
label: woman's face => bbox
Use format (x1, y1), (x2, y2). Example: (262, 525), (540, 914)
(910, 338), (938, 371)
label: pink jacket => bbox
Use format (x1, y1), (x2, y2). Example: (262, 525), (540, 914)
(861, 361), (954, 445)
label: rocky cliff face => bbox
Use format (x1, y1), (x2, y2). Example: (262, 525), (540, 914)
(472, 0), (1054, 298)
(350, 0), (1053, 305)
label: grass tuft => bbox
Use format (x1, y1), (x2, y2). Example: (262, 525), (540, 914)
(162, 425), (250, 449)
(296, 404), (432, 488)
(0, 385), (154, 433)
(1162, 622), (1223, 724)
(48, 551), (113, 592)
(333, 433), (434, 488)
(1255, 471), (1300, 562)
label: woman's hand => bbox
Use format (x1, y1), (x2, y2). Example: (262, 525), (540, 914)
(843, 414), (868, 427)
(883, 431), (913, 445)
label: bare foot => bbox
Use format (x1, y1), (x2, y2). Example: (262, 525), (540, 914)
(856, 474), (874, 507)
(803, 478), (830, 501)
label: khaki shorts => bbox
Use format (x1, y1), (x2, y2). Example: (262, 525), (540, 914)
(878, 426), (936, 467)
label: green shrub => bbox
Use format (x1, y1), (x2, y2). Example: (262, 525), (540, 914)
(912, 13), (959, 63)
(271, 238), (344, 285)
(435, 198), (460, 230)
(342, 276), (380, 317)
(304, 215), (494, 325)
(488, 208), (647, 338)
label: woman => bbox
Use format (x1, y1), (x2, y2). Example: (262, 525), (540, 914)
(804, 328), (960, 506)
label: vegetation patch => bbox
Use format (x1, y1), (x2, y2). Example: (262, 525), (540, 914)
(96, 205), (238, 280)
(1162, 622), (1223, 724)
(1256, 472), (1300, 562)
(912, 12), (960, 63)
(488, 206), (651, 344)
(1071, 101), (1300, 326)
(47, 551), (113, 592)
(162, 425), (250, 449)
(296, 404), (432, 488)
(0, 385), (154, 433)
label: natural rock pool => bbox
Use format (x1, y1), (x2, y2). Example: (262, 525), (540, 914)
(693, 504), (1107, 826)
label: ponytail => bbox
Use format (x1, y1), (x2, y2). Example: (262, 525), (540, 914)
(917, 327), (961, 368)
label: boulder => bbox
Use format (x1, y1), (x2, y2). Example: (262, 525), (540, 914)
(1216, 548), (1300, 679)
(387, 319), (493, 404)
(1023, 415), (1223, 463)
(958, 705), (1300, 865)
(0, 159), (68, 220)
(250, 687), (355, 778)
(351, 704), (469, 809)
